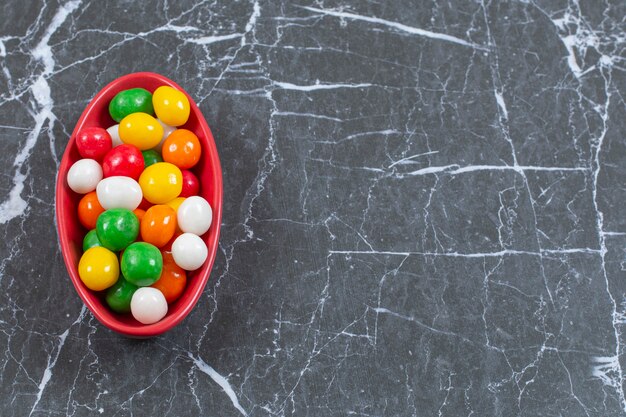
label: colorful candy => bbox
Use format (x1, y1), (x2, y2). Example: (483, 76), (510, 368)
(67, 159), (102, 194)
(142, 149), (162, 167)
(68, 82), (214, 325)
(177, 196), (212, 235)
(130, 287), (168, 324)
(138, 162), (182, 204)
(77, 191), (104, 230)
(155, 119), (176, 152)
(109, 88), (154, 122)
(119, 112), (164, 150)
(75, 127), (112, 161)
(96, 176), (143, 210)
(78, 246), (119, 291)
(162, 129), (201, 169)
(82, 229), (101, 251)
(105, 275), (138, 313)
(138, 197), (152, 211)
(121, 242), (163, 286)
(132, 208), (146, 223)
(102, 144), (144, 179)
(151, 252), (186, 303)
(165, 197), (186, 213)
(171, 233), (207, 270)
(96, 208), (139, 251)
(180, 170), (200, 197)
(152, 86), (190, 126)
(140, 205), (177, 248)
(106, 124), (123, 147)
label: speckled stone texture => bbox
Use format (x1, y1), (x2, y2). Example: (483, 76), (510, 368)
(1, 0), (625, 416)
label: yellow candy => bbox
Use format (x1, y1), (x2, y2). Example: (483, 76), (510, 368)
(165, 197), (186, 213)
(119, 112), (164, 150)
(153, 86), (190, 127)
(139, 162), (182, 204)
(78, 247), (119, 291)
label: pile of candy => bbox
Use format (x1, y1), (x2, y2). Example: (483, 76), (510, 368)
(66, 86), (212, 325)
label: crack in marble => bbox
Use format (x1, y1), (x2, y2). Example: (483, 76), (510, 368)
(588, 62), (625, 412)
(479, 0), (556, 313)
(397, 164), (588, 178)
(299, 6), (490, 51)
(273, 81), (376, 91)
(189, 353), (248, 416)
(29, 306), (85, 417)
(330, 248), (601, 257)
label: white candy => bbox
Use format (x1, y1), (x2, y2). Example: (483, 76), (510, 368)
(172, 233), (208, 271)
(67, 159), (102, 194)
(154, 119), (176, 152)
(177, 196), (212, 235)
(96, 176), (143, 210)
(131, 287), (168, 324)
(106, 124), (123, 147)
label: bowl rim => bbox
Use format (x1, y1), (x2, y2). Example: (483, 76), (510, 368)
(55, 72), (223, 337)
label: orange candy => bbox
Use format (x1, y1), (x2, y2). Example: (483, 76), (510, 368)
(133, 208), (146, 223)
(151, 252), (186, 303)
(77, 191), (104, 229)
(162, 129), (201, 169)
(140, 205), (177, 248)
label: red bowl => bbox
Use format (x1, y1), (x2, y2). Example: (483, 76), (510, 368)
(56, 72), (223, 337)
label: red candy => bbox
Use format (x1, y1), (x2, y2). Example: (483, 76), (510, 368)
(102, 144), (144, 180)
(180, 170), (200, 197)
(138, 197), (152, 211)
(75, 127), (112, 161)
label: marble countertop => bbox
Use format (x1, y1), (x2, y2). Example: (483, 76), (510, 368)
(1, 0), (625, 416)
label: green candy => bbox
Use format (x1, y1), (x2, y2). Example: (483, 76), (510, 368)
(96, 209), (139, 252)
(142, 149), (163, 167)
(82, 229), (102, 252)
(105, 275), (138, 313)
(109, 88), (154, 122)
(121, 242), (163, 287)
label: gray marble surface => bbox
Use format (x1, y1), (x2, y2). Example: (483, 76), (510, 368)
(1, 0), (625, 416)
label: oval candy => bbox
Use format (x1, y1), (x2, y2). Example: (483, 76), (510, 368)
(177, 196), (212, 236)
(153, 86), (190, 127)
(131, 287), (168, 324)
(119, 112), (163, 150)
(67, 159), (102, 194)
(141, 205), (177, 248)
(96, 208), (140, 252)
(78, 246), (119, 291)
(96, 176), (143, 210)
(171, 233), (207, 271)
(121, 242), (163, 287)
(138, 162), (182, 204)
(75, 127), (112, 161)
(109, 88), (154, 122)
(102, 144), (144, 179)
